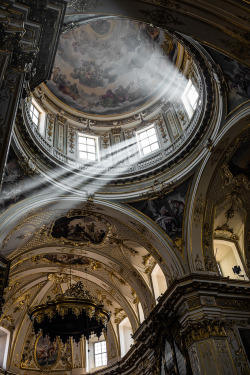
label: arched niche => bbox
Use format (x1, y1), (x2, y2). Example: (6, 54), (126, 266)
(0, 326), (10, 369)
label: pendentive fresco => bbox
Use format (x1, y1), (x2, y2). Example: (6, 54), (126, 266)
(129, 178), (191, 240)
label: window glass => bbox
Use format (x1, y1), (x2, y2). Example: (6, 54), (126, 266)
(137, 126), (159, 156)
(78, 134), (97, 161)
(181, 80), (199, 118)
(94, 341), (107, 367)
(30, 103), (40, 125)
(187, 84), (199, 109)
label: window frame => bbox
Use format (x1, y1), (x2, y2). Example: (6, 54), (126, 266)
(77, 133), (99, 162)
(181, 80), (199, 118)
(136, 124), (160, 157)
(94, 340), (107, 368)
(30, 102), (40, 126)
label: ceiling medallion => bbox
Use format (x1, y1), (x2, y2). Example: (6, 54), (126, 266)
(68, 0), (98, 12)
(28, 282), (110, 344)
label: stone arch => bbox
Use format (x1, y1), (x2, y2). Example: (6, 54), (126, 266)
(187, 107), (250, 274)
(0, 195), (186, 282)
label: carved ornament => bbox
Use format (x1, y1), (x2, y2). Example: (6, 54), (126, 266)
(182, 319), (226, 347)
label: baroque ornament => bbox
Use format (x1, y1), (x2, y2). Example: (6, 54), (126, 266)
(28, 281), (110, 344)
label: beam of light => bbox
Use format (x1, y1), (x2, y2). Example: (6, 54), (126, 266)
(1, 25), (193, 211)
(0, 135), (137, 212)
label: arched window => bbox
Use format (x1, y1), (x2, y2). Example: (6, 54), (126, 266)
(0, 327), (10, 369)
(119, 317), (133, 358)
(151, 264), (167, 302)
(214, 239), (249, 280)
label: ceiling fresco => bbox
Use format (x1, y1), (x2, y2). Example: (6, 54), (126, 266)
(51, 214), (109, 245)
(46, 18), (179, 116)
(204, 46), (250, 115)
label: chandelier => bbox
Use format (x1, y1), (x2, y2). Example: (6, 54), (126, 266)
(28, 281), (110, 344)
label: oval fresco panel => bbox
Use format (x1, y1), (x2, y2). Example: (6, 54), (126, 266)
(35, 335), (59, 369)
(46, 18), (179, 116)
(51, 215), (108, 244)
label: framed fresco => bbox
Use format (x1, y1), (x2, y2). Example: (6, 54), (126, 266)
(34, 335), (60, 369)
(50, 212), (109, 245)
(40, 253), (92, 266)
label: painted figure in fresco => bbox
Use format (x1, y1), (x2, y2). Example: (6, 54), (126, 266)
(171, 199), (185, 217)
(115, 84), (131, 103)
(51, 69), (81, 101)
(43, 253), (90, 266)
(154, 205), (180, 236)
(51, 66), (61, 82)
(70, 61), (116, 88)
(51, 216), (107, 244)
(101, 89), (118, 107)
(121, 32), (141, 52)
(133, 186), (187, 240)
(230, 67), (250, 97)
(36, 336), (58, 367)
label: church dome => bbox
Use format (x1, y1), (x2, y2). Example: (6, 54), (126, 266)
(45, 18), (187, 118)
(15, 16), (221, 199)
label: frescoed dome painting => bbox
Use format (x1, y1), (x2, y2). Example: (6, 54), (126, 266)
(46, 18), (179, 116)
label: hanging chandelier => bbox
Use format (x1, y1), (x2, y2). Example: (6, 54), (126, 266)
(28, 282), (110, 344)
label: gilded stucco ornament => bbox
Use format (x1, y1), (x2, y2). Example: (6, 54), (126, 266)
(109, 234), (139, 256)
(181, 319), (227, 347)
(214, 222), (239, 241)
(204, 255), (217, 272)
